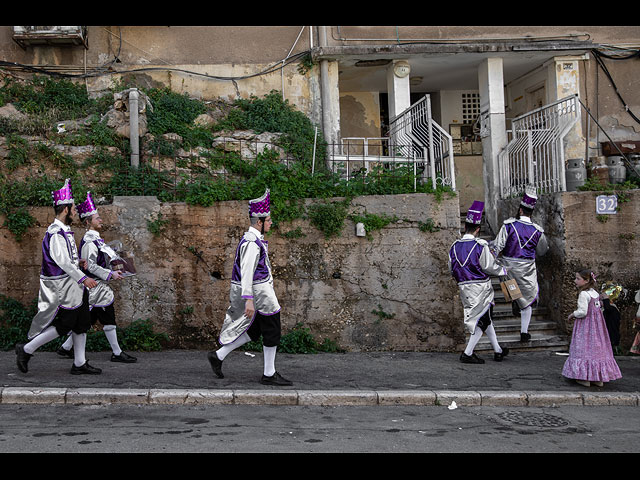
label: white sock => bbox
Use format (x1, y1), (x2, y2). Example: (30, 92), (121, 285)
(520, 306), (532, 334)
(103, 325), (122, 356)
(485, 324), (502, 353)
(464, 327), (483, 356)
(61, 334), (73, 351)
(24, 326), (60, 355)
(216, 332), (251, 360)
(72, 332), (87, 367)
(263, 345), (277, 377)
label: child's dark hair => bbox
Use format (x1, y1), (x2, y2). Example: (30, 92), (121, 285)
(464, 221), (480, 234)
(576, 269), (597, 292)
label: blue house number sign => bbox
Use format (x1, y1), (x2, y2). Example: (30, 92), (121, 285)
(596, 195), (618, 214)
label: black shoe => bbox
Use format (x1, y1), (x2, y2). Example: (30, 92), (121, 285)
(494, 346), (510, 362)
(15, 344), (32, 373)
(260, 371), (293, 386)
(459, 352), (485, 364)
(70, 362), (102, 375)
(207, 351), (224, 378)
(56, 346), (74, 359)
(520, 332), (531, 342)
(111, 352), (137, 363)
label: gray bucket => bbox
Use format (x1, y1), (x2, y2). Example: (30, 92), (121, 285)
(566, 158), (586, 191)
(607, 156), (627, 184)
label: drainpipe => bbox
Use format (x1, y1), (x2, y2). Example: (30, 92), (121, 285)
(129, 89), (139, 169)
(319, 26), (333, 149)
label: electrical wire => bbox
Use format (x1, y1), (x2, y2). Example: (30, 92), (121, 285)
(0, 50), (311, 82)
(591, 48), (640, 126)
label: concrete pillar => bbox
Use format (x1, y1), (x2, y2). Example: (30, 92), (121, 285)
(478, 58), (508, 233)
(129, 89), (139, 169)
(386, 60), (412, 121)
(545, 55), (587, 160)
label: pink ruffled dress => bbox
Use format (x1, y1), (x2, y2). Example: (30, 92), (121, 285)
(562, 289), (622, 383)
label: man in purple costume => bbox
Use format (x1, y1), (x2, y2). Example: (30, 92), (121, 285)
(207, 189), (292, 386)
(449, 201), (509, 364)
(15, 179), (102, 375)
(491, 186), (548, 343)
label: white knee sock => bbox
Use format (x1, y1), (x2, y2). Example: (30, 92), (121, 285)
(485, 324), (502, 353)
(23, 326), (60, 355)
(520, 306), (532, 334)
(71, 332), (87, 367)
(216, 332), (251, 361)
(61, 334), (73, 351)
(263, 345), (277, 377)
(103, 325), (122, 356)
(464, 327), (483, 356)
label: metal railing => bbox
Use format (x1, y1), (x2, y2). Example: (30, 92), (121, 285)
(329, 95), (456, 192)
(498, 94), (580, 198)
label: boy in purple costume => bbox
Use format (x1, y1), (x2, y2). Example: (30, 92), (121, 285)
(449, 201), (509, 364)
(207, 189), (292, 386)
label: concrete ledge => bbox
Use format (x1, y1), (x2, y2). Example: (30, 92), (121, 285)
(234, 389), (298, 405)
(298, 390), (378, 406)
(378, 390), (437, 406)
(435, 390), (482, 406)
(66, 388), (149, 405)
(1, 387), (67, 404)
(1, 388), (640, 407)
(526, 391), (583, 407)
(479, 391), (528, 407)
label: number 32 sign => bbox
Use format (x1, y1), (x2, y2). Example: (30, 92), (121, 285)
(596, 195), (618, 214)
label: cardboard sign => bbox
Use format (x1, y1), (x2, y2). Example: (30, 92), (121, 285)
(500, 278), (522, 301)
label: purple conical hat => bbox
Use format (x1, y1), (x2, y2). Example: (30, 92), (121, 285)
(465, 200), (484, 225)
(520, 185), (537, 209)
(76, 191), (98, 218)
(51, 178), (74, 206)
(248, 188), (270, 218)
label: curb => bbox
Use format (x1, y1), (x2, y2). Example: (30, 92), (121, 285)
(1, 387), (639, 407)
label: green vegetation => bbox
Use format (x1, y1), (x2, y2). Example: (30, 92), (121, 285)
(242, 322), (342, 354)
(0, 295), (167, 351)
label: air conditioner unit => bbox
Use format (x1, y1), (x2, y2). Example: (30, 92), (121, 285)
(13, 26), (88, 49)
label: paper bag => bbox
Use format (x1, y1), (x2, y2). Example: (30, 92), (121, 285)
(110, 256), (136, 277)
(500, 278), (522, 301)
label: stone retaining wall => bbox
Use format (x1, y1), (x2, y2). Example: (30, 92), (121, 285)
(0, 193), (464, 352)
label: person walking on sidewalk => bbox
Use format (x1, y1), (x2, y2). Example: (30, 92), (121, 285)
(56, 192), (137, 364)
(207, 189), (292, 386)
(449, 201), (509, 364)
(490, 186), (548, 343)
(15, 179), (101, 375)
(562, 269), (622, 387)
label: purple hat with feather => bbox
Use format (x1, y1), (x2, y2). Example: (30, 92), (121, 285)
(520, 185), (537, 209)
(76, 191), (98, 219)
(465, 201), (484, 225)
(248, 188), (271, 218)
(51, 178), (74, 206)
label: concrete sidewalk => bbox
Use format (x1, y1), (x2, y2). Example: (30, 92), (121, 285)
(2, 349), (640, 407)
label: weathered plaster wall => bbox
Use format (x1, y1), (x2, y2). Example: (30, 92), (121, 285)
(0, 193), (465, 352)
(497, 190), (640, 350)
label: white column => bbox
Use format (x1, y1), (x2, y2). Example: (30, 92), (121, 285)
(478, 58), (508, 232)
(386, 60), (411, 121)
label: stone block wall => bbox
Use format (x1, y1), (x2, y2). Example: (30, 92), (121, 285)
(0, 193), (465, 352)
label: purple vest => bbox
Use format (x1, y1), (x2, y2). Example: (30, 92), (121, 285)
(79, 237), (108, 279)
(449, 240), (488, 283)
(231, 236), (270, 283)
(41, 230), (75, 277)
(502, 221), (542, 260)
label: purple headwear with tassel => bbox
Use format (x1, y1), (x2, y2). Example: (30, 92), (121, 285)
(465, 200), (484, 225)
(76, 191), (98, 219)
(248, 189), (271, 219)
(51, 178), (74, 206)
(520, 185), (538, 210)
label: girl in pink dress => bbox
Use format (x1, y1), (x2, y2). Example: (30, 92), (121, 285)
(562, 269), (622, 387)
